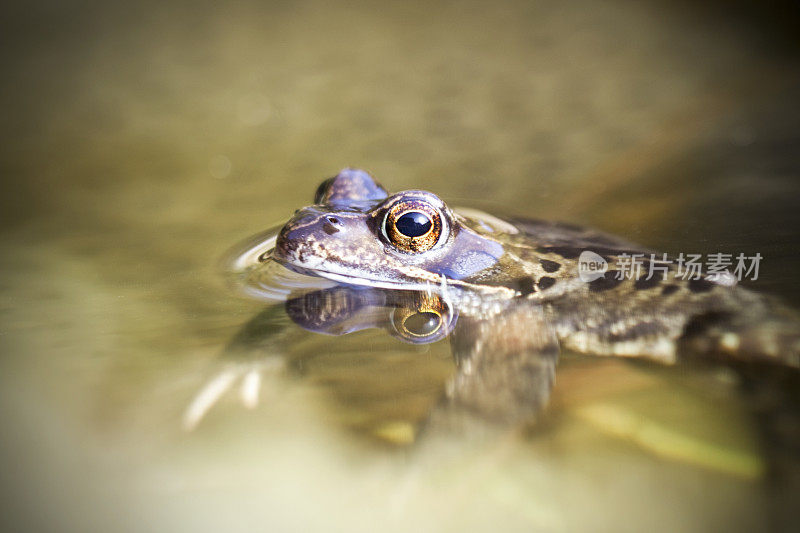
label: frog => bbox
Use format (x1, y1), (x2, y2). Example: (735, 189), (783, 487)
(271, 168), (800, 369)
(185, 168), (799, 435)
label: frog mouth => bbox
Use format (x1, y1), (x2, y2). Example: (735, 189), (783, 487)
(227, 233), (438, 295)
(227, 227), (509, 299)
(273, 255), (447, 292)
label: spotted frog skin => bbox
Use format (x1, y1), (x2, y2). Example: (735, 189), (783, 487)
(273, 168), (800, 368)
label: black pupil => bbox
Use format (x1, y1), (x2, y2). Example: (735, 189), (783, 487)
(395, 211), (432, 238)
(403, 312), (441, 336)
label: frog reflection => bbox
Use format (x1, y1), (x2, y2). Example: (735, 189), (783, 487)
(283, 285), (457, 345)
(185, 284), (558, 437)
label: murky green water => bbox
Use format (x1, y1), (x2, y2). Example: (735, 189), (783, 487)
(1, 1), (799, 531)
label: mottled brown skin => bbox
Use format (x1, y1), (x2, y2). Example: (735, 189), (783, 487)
(467, 219), (800, 366)
(273, 169), (800, 369)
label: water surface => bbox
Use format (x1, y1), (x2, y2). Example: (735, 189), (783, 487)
(1, 1), (799, 531)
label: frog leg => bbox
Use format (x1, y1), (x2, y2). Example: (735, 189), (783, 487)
(418, 302), (560, 440)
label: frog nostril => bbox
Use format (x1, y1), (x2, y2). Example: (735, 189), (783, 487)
(326, 216), (340, 225)
(322, 222), (340, 235)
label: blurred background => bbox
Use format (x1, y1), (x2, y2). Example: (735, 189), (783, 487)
(1, 1), (799, 531)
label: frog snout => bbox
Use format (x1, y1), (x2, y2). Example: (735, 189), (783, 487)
(275, 208), (347, 259)
(274, 224), (296, 258)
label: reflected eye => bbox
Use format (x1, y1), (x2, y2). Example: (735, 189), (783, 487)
(383, 200), (443, 253)
(402, 311), (442, 337)
(389, 293), (454, 344)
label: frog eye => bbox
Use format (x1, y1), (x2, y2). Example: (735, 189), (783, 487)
(383, 200), (443, 253)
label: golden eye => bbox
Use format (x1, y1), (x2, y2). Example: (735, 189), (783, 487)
(384, 200), (442, 252)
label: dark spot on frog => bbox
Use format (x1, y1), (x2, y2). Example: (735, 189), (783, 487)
(681, 311), (732, 338)
(540, 259), (561, 273)
(322, 223), (339, 235)
(588, 270), (623, 292)
(634, 275), (661, 290)
(688, 278), (715, 293)
(537, 276), (556, 291)
(661, 284), (680, 296)
(515, 277), (536, 296)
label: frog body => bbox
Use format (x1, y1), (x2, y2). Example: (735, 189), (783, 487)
(268, 169), (799, 367)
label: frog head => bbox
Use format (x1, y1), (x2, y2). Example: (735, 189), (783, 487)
(273, 169), (506, 291)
